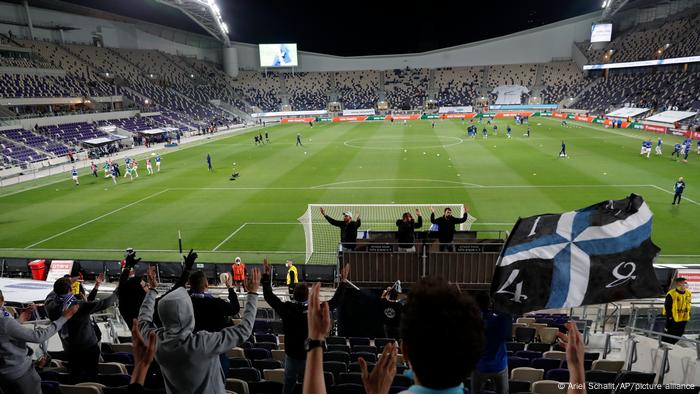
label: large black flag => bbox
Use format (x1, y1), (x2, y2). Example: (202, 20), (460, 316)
(491, 194), (662, 314)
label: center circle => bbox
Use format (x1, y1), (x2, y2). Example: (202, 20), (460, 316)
(343, 136), (463, 150)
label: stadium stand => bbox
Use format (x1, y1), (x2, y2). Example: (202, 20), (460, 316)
(336, 70), (380, 109)
(434, 67), (482, 106)
(285, 72), (331, 110)
(384, 68), (430, 109)
(540, 62), (588, 104)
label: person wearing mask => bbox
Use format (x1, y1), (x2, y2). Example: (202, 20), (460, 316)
(663, 277), (692, 344)
(429, 205), (470, 251)
(263, 259), (350, 394)
(471, 292), (511, 394)
(231, 256), (246, 293)
(138, 255), (260, 394)
(396, 209), (423, 252)
(286, 260), (299, 294)
(45, 274), (119, 383)
(320, 207), (361, 251)
(0, 290), (79, 394)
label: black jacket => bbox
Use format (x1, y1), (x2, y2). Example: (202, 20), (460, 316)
(118, 268), (146, 330)
(190, 288), (241, 333)
(430, 212), (469, 243)
(396, 216), (422, 247)
(324, 215), (361, 249)
(45, 287), (118, 351)
(262, 273), (346, 360)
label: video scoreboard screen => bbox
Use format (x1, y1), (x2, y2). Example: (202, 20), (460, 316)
(259, 44), (299, 67)
(590, 23), (612, 43)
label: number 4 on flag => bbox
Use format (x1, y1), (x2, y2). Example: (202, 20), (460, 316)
(496, 269), (528, 303)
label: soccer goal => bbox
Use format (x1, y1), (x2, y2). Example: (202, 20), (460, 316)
(297, 204), (476, 264)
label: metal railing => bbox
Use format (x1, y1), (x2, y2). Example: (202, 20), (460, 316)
(624, 326), (700, 384)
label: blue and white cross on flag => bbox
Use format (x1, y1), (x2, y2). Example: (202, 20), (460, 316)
(491, 194), (662, 314)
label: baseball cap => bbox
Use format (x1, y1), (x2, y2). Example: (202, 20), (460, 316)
(343, 211), (353, 218)
(235, 257), (241, 263)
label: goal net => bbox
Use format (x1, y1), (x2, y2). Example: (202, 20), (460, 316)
(297, 204), (475, 264)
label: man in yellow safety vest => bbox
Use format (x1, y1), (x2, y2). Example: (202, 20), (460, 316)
(662, 277), (691, 344)
(286, 260), (299, 294)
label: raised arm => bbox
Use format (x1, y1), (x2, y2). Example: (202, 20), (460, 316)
(323, 214), (344, 227)
(138, 268), (159, 338)
(5, 305), (77, 343)
(86, 273), (104, 302)
(328, 264), (351, 310)
(201, 269), (260, 354)
(262, 260), (284, 313)
(430, 212), (437, 224)
(414, 214), (423, 229)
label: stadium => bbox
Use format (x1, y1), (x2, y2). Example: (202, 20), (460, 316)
(0, 0), (699, 393)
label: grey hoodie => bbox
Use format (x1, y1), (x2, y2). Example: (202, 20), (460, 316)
(0, 315), (67, 380)
(139, 287), (257, 394)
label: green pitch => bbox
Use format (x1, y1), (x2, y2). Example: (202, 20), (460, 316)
(0, 117), (697, 264)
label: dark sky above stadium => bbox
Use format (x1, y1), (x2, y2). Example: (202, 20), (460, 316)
(61, 0), (601, 56)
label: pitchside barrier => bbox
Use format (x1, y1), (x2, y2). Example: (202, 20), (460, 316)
(338, 231), (506, 289)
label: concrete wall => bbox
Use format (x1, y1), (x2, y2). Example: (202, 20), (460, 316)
(2, 109), (139, 129)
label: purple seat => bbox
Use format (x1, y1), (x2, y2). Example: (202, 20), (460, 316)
(508, 356), (530, 373)
(514, 350), (542, 360)
(545, 368), (570, 382)
(244, 348), (271, 360)
(531, 357), (562, 373)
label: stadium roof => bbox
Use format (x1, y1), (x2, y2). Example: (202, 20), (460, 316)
(49, 0), (604, 56)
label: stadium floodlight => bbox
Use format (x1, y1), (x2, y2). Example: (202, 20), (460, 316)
(153, 0), (231, 46)
(602, 0), (630, 18)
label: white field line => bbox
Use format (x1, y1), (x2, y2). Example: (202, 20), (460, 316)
(648, 185), (700, 206)
(310, 178), (483, 189)
(24, 189), (170, 249)
(212, 223), (247, 252)
(169, 184), (656, 191)
(212, 222), (302, 252)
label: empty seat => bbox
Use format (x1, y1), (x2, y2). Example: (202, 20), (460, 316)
(326, 336), (347, 345)
(329, 383), (365, 394)
(229, 367), (261, 382)
(327, 344), (351, 353)
(531, 358), (561, 373)
(349, 361), (373, 373)
(517, 317), (536, 325)
(338, 372), (364, 385)
(229, 358), (252, 369)
(263, 368), (285, 383)
(97, 373), (130, 387)
(98, 363), (128, 375)
(248, 380), (283, 394)
(515, 327), (537, 343)
(543, 351), (567, 360)
(591, 360), (624, 373)
(254, 341), (279, 351)
(325, 351), (351, 365)
(531, 379), (566, 394)
(244, 348), (271, 360)
(252, 359), (282, 372)
(323, 360), (347, 379)
(255, 334), (277, 343)
(352, 345), (377, 354)
(507, 342), (527, 352)
(508, 356), (531, 373)
(539, 328), (560, 344)
(348, 337), (370, 347)
(586, 369), (618, 394)
(544, 368), (569, 382)
(351, 352), (377, 363)
(508, 379), (532, 393)
(226, 347), (246, 359)
(373, 338), (396, 349)
(58, 385), (101, 394)
(614, 371), (656, 394)
(511, 367), (544, 383)
(226, 378), (250, 394)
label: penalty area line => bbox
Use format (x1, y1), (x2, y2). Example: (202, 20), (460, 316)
(24, 189), (170, 249)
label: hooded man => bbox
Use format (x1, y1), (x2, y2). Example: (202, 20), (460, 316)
(138, 263), (260, 394)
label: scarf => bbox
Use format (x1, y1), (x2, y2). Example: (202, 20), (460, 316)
(190, 292), (214, 299)
(0, 306), (11, 318)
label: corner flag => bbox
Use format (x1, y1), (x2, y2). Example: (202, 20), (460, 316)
(491, 194), (662, 314)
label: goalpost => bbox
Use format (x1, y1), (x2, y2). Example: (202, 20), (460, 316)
(297, 204), (476, 264)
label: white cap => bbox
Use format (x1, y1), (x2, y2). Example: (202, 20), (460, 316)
(343, 211), (353, 218)
(235, 257), (241, 263)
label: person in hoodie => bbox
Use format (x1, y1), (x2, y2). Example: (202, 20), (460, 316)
(0, 290), (79, 394)
(262, 259), (350, 394)
(45, 275), (119, 384)
(138, 253), (260, 394)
